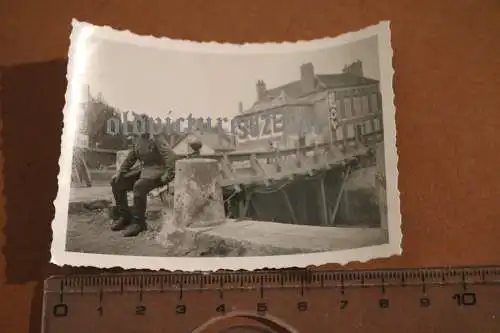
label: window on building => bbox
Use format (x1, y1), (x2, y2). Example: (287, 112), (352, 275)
(361, 95), (370, 115)
(335, 126), (344, 140)
(373, 118), (381, 132)
(370, 93), (379, 113)
(352, 96), (362, 116)
(355, 124), (364, 139)
(344, 98), (352, 118)
(365, 119), (373, 134)
(346, 124), (355, 138)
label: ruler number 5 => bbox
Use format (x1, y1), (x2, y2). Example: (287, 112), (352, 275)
(257, 302), (268, 313)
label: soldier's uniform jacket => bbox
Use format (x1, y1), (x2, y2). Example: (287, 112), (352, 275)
(118, 134), (178, 180)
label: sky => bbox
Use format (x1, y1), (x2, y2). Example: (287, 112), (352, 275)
(82, 34), (380, 123)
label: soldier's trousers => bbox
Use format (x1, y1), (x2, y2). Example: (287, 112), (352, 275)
(110, 171), (163, 224)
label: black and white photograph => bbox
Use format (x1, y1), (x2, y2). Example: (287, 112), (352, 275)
(50, 20), (401, 270)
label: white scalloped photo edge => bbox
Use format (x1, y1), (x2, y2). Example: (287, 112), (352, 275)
(50, 19), (401, 271)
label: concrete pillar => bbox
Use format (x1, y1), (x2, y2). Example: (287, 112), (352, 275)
(158, 158), (226, 250)
(172, 158), (225, 228)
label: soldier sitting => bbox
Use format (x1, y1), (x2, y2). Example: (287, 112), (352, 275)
(110, 132), (178, 237)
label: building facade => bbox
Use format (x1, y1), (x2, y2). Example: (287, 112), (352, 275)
(233, 61), (384, 150)
(171, 130), (235, 156)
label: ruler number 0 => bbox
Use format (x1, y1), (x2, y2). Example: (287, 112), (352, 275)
(453, 292), (477, 306)
(52, 304), (68, 317)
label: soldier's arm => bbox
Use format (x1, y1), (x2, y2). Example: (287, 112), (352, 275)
(118, 149), (138, 174)
(154, 134), (178, 168)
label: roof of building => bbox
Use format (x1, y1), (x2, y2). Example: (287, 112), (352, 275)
(173, 131), (236, 151)
(265, 73), (378, 100)
(244, 72), (379, 114)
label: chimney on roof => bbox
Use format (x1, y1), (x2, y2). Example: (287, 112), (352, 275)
(300, 62), (316, 94)
(238, 101), (244, 113)
(342, 60), (363, 77)
(256, 80), (267, 101)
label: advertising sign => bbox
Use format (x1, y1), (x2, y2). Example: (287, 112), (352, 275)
(234, 108), (285, 142)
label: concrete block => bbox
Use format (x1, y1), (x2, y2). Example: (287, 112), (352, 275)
(158, 158), (226, 247)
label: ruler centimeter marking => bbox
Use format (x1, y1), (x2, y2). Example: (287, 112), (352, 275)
(44, 266), (500, 294)
(43, 266), (500, 315)
(42, 266), (500, 333)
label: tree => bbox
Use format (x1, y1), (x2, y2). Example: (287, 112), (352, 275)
(84, 93), (127, 150)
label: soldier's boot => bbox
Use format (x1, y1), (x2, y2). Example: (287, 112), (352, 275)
(111, 216), (131, 231)
(111, 192), (131, 231)
(123, 195), (148, 237)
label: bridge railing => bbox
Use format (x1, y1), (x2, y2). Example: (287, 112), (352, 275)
(109, 130), (383, 189)
(216, 133), (381, 187)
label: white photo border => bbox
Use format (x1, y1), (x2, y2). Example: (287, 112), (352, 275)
(50, 19), (401, 271)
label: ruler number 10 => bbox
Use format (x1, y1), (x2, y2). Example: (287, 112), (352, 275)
(453, 292), (477, 306)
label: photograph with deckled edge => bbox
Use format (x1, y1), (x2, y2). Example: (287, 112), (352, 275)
(50, 20), (401, 271)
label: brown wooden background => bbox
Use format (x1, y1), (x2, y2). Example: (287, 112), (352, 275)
(1, 0), (500, 332)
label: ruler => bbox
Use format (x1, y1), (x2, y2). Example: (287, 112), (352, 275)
(42, 266), (500, 333)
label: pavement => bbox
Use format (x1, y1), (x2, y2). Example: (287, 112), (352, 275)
(70, 186), (113, 203)
(68, 186), (387, 256)
(68, 186), (166, 215)
(199, 220), (387, 252)
(159, 218), (388, 257)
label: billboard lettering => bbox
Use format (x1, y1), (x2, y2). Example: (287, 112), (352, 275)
(235, 109), (285, 142)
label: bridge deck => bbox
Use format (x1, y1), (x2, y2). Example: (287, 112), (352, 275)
(83, 136), (378, 200)
(70, 138), (382, 229)
(219, 144), (368, 187)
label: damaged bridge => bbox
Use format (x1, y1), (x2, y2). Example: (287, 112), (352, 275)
(150, 135), (387, 229)
(70, 134), (389, 256)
